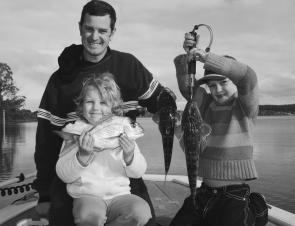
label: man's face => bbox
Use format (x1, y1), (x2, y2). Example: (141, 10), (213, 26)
(79, 13), (115, 62)
(207, 78), (237, 104)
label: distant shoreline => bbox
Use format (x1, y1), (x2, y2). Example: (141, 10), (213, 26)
(3, 113), (295, 123)
(2, 103), (295, 123)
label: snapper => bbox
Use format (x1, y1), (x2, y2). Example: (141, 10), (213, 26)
(54, 115), (144, 151)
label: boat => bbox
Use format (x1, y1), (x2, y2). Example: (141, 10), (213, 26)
(1, 173), (295, 226)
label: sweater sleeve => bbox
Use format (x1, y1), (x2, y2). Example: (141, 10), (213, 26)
(124, 143), (147, 178)
(204, 53), (259, 118)
(32, 75), (64, 202)
(55, 140), (89, 183)
(127, 53), (163, 114)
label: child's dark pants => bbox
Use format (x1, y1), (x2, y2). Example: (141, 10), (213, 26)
(170, 183), (268, 226)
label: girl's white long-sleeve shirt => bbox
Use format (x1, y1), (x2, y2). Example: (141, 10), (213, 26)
(55, 116), (147, 200)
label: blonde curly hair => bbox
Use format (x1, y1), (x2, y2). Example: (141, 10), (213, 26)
(74, 72), (123, 118)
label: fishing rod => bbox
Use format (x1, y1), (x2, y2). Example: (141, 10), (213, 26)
(0, 172), (36, 196)
(187, 24), (214, 100)
(0, 172), (36, 188)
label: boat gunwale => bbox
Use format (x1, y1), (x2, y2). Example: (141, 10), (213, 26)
(0, 173), (294, 226)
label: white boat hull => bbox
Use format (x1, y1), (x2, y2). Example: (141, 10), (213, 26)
(0, 174), (294, 226)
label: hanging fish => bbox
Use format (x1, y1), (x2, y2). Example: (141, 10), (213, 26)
(157, 88), (177, 179)
(180, 23), (213, 206)
(181, 99), (211, 206)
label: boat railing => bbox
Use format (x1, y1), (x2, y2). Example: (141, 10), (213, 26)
(1, 173), (295, 226)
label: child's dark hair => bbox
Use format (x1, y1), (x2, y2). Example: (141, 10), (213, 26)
(74, 72), (123, 117)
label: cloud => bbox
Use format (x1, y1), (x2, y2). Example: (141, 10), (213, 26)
(1, 0), (295, 111)
(259, 71), (295, 104)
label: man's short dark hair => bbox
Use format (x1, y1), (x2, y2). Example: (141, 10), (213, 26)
(80, 0), (117, 31)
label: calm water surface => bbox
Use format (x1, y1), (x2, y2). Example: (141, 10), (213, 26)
(1, 116), (295, 213)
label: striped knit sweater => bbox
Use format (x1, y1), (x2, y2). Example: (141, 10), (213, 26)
(176, 52), (259, 181)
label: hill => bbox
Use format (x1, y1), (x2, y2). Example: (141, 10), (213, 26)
(142, 104), (295, 117)
(258, 104), (295, 116)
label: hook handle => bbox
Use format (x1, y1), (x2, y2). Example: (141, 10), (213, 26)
(193, 24), (213, 52)
(188, 30), (197, 100)
(187, 24), (214, 100)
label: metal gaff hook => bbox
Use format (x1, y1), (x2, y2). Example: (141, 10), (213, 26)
(188, 24), (214, 100)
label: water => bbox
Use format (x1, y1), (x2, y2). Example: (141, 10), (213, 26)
(1, 117), (295, 214)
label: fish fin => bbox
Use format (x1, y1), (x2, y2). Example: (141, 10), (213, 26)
(200, 123), (212, 138)
(199, 124), (211, 153)
(152, 112), (160, 124)
(53, 130), (79, 141)
(200, 138), (207, 153)
(175, 111), (182, 123)
(174, 124), (183, 140)
(90, 114), (113, 132)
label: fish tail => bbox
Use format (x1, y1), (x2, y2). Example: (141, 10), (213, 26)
(192, 194), (197, 209)
(164, 174), (167, 186)
(190, 185), (197, 208)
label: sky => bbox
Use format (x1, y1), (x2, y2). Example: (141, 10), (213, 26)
(1, 0), (295, 111)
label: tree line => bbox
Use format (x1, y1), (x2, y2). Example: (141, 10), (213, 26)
(0, 62), (294, 122)
(258, 104), (295, 116)
(0, 62), (36, 121)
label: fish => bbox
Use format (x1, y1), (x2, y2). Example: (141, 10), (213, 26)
(157, 89), (177, 179)
(53, 130), (80, 141)
(181, 99), (211, 206)
(112, 100), (145, 114)
(54, 115), (144, 151)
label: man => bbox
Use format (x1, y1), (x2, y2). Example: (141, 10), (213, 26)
(32, 1), (175, 225)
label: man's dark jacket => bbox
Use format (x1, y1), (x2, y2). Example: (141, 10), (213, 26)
(33, 44), (165, 226)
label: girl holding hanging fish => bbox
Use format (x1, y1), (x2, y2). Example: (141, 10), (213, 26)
(55, 72), (151, 226)
(170, 33), (268, 226)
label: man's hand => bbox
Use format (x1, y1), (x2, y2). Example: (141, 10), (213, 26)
(119, 133), (135, 165)
(35, 202), (50, 218)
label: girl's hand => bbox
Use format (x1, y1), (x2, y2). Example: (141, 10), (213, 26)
(78, 130), (94, 154)
(119, 133), (135, 165)
(76, 130), (94, 166)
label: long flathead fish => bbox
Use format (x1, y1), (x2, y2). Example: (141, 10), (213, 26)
(157, 89), (177, 179)
(181, 100), (211, 206)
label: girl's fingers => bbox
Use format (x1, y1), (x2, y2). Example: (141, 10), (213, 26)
(79, 130), (85, 145)
(120, 134), (135, 153)
(120, 134), (132, 146)
(79, 131), (93, 151)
